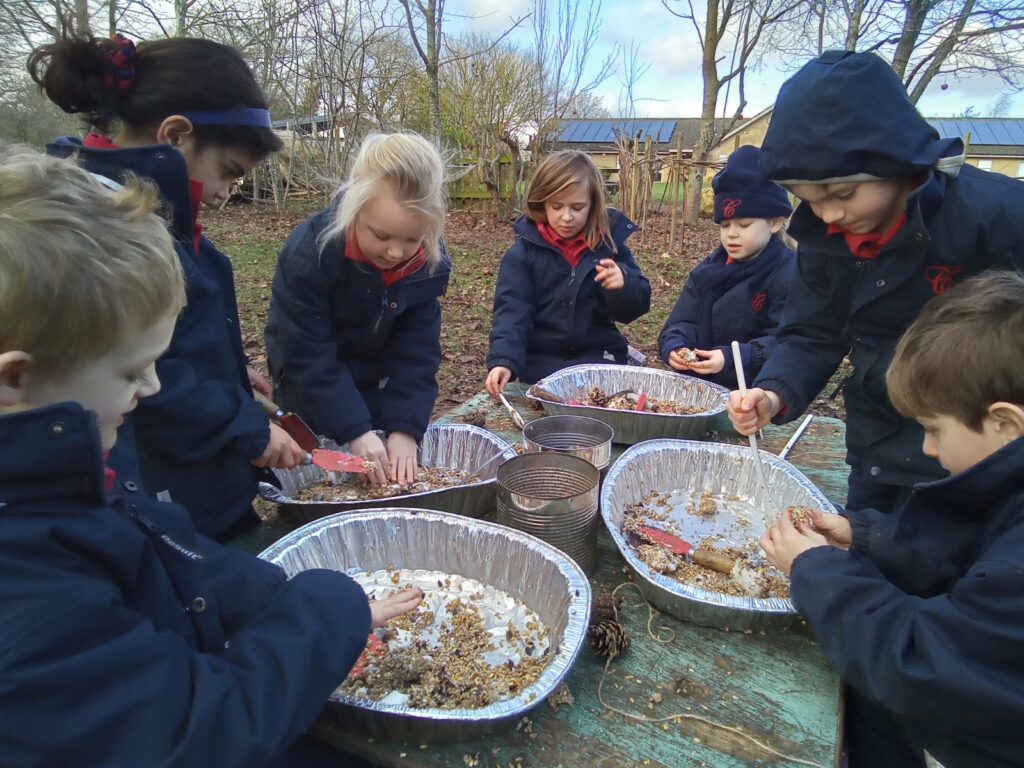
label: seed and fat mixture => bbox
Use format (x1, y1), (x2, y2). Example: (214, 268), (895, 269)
(584, 386), (705, 415)
(339, 568), (552, 709)
(292, 466), (479, 502)
(623, 490), (794, 599)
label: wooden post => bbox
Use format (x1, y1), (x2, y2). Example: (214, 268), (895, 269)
(669, 131), (683, 252)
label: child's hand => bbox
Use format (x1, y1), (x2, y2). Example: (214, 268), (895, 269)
(251, 423), (305, 469)
(667, 348), (694, 371)
(687, 349), (726, 375)
(594, 259), (624, 290)
(727, 387), (781, 435)
(349, 431), (390, 485)
(387, 431), (420, 485)
(370, 587), (423, 627)
(486, 366), (512, 397)
(811, 509), (853, 549)
(246, 365), (273, 398)
(760, 511), (829, 576)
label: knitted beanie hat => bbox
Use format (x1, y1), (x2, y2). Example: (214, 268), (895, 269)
(712, 145), (792, 223)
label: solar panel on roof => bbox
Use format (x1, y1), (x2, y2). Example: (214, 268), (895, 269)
(926, 118), (1024, 147)
(554, 118), (677, 144)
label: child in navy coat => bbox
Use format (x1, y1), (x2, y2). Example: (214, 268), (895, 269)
(0, 147), (420, 768)
(728, 51), (1024, 513)
(658, 145), (793, 389)
(485, 150), (651, 394)
(31, 34), (305, 541)
(266, 132), (450, 486)
(761, 271), (1024, 768)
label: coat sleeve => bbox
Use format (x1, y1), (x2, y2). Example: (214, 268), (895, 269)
(0, 567), (371, 768)
(269, 227), (374, 444)
(789, 543), (1024, 751)
(486, 244), (536, 379)
(599, 241), (651, 323)
(378, 292), (444, 440)
(753, 249), (850, 422)
(131, 308), (270, 463)
(658, 275), (701, 363)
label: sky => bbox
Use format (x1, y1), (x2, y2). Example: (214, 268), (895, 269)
(445, 0), (1022, 120)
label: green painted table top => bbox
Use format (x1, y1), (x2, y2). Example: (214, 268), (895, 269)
(235, 385), (849, 768)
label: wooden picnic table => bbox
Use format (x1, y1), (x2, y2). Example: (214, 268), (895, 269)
(234, 384), (850, 768)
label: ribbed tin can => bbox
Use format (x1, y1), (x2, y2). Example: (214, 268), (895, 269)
(496, 453), (600, 575)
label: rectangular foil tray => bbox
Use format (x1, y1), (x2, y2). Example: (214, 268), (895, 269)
(600, 439), (837, 631)
(259, 423), (517, 524)
(258, 508), (591, 743)
(526, 364), (728, 444)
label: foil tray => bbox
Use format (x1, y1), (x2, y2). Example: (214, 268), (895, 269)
(258, 508), (591, 743)
(526, 364), (728, 444)
(600, 439), (837, 631)
(259, 423), (517, 524)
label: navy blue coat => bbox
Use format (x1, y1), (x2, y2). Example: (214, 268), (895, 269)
(657, 235), (794, 389)
(790, 437), (1024, 767)
(754, 164), (1024, 490)
(0, 404), (371, 767)
(265, 207), (450, 445)
(755, 51), (1024, 493)
(486, 210), (651, 383)
(47, 137), (271, 540)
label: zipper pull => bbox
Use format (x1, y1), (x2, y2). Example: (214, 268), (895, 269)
(568, 267), (576, 287)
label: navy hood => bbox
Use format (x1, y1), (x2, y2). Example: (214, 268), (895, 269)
(759, 51), (962, 182)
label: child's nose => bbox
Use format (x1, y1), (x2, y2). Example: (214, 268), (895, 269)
(817, 203), (843, 224)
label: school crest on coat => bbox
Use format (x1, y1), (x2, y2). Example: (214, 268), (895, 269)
(924, 265), (962, 295)
(750, 291), (767, 311)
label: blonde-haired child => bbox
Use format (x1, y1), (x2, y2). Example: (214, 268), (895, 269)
(266, 131), (451, 485)
(658, 145), (793, 388)
(0, 146), (421, 765)
(485, 150), (651, 394)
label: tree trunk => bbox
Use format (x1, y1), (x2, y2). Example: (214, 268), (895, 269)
(890, 0), (929, 79)
(75, 0), (90, 34)
(688, 5), (721, 224)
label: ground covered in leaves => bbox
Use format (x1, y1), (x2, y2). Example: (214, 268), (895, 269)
(205, 199), (849, 421)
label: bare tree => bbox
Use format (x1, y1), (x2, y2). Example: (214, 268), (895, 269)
(529, 0), (617, 158)
(663, 0), (801, 222)
(769, 0), (1024, 103)
(397, 0), (527, 143)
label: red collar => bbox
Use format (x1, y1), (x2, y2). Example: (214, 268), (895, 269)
(827, 212), (907, 260)
(537, 221), (590, 268)
(345, 230), (426, 287)
(83, 133), (204, 254)
(102, 451), (116, 492)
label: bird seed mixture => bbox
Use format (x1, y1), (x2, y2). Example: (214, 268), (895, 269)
(339, 568), (552, 709)
(291, 466), (479, 502)
(622, 494), (791, 599)
(584, 386), (705, 415)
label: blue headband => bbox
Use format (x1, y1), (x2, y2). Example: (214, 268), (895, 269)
(179, 108), (272, 129)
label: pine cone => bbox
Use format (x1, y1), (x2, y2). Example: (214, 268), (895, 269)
(460, 408), (488, 428)
(590, 592), (622, 625)
(587, 619), (630, 658)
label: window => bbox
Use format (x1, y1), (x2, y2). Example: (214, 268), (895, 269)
(977, 159), (993, 170)
(1017, 162), (1024, 179)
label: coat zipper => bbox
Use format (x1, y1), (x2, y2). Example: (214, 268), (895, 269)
(372, 292), (388, 335)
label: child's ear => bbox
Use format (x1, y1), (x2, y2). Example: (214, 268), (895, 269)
(156, 116), (196, 149)
(768, 217), (786, 234)
(988, 402), (1024, 442)
(0, 351), (32, 407)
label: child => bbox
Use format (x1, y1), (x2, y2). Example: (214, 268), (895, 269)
(760, 271), (1024, 768)
(658, 145), (793, 388)
(728, 51), (1024, 512)
(30, 33), (304, 541)
(265, 132), (450, 486)
(0, 147), (421, 766)
(485, 150), (651, 394)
